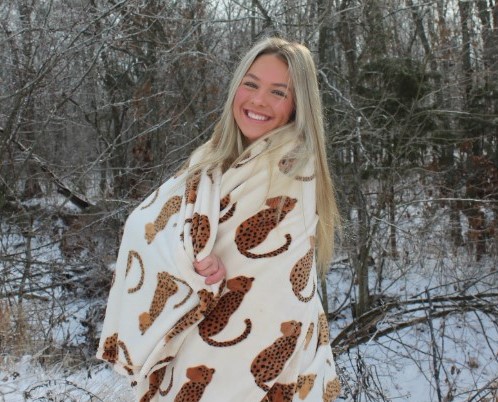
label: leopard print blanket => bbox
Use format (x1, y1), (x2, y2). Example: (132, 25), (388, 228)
(96, 126), (341, 402)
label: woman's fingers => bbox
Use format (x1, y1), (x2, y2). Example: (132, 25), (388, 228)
(193, 254), (226, 284)
(204, 261), (226, 285)
(193, 255), (218, 276)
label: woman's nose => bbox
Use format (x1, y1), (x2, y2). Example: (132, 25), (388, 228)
(250, 90), (267, 106)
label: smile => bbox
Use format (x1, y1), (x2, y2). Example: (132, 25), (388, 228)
(246, 110), (270, 121)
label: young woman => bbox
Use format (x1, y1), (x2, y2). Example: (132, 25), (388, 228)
(97, 37), (341, 402)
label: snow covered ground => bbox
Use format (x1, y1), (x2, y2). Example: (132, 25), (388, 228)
(325, 197), (498, 401)
(1, 356), (131, 402)
(2, 255), (496, 402)
(1, 190), (497, 401)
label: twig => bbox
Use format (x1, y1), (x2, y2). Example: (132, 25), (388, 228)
(425, 289), (443, 402)
(12, 139), (93, 209)
(331, 292), (498, 352)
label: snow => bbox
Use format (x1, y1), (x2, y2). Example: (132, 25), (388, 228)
(0, 356), (132, 402)
(3, 255), (496, 401)
(1, 174), (497, 401)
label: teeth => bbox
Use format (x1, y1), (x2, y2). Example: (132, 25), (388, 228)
(247, 111), (269, 121)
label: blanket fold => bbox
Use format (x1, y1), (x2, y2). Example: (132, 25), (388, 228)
(97, 125), (340, 402)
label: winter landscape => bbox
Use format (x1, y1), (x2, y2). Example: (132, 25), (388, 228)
(1, 0), (497, 401)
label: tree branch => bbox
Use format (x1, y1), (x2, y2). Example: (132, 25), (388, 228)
(8, 135), (94, 209)
(331, 292), (498, 352)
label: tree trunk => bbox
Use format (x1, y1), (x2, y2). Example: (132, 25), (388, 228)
(459, 0), (473, 99)
(353, 142), (371, 317)
(18, 1), (42, 199)
(434, 0), (464, 247)
(337, 0), (358, 83)
(388, 180), (398, 258)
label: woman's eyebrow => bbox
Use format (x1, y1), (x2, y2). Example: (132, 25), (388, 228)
(244, 73), (289, 88)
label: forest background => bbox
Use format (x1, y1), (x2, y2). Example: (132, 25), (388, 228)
(0, 0), (497, 401)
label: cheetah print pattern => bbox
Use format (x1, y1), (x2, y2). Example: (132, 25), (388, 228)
(317, 313), (330, 346)
(140, 366), (174, 402)
(139, 272), (193, 334)
(185, 171), (201, 204)
(251, 320), (302, 391)
(219, 194), (237, 224)
(174, 365), (215, 402)
(278, 155), (315, 182)
(220, 194), (230, 210)
(323, 377), (341, 402)
(262, 382), (296, 402)
(126, 250), (145, 294)
(101, 333), (119, 364)
(290, 236), (316, 303)
(235, 196), (297, 259)
(147, 356), (175, 377)
(145, 195), (182, 244)
(296, 374), (317, 399)
(219, 202), (236, 223)
(304, 322), (314, 350)
(140, 188), (160, 210)
(98, 129), (340, 398)
(101, 333), (135, 376)
(199, 276), (254, 347)
(165, 282), (224, 342)
(117, 339), (135, 376)
(190, 213), (211, 257)
(165, 289), (214, 342)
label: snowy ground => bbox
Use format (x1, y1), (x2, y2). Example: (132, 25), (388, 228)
(1, 190), (497, 401)
(325, 201), (498, 401)
(2, 256), (496, 402)
(1, 356), (132, 402)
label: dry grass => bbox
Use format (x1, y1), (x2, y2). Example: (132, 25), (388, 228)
(1, 302), (33, 357)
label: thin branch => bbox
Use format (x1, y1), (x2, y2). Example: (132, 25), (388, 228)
(331, 292), (498, 352)
(11, 137), (93, 209)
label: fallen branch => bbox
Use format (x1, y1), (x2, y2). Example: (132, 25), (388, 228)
(24, 379), (104, 401)
(12, 138), (93, 209)
(331, 292), (498, 352)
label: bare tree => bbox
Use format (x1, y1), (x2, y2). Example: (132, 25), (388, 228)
(1, 1), (497, 400)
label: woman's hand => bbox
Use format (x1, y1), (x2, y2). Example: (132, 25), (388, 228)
(193, 254), (226, 285)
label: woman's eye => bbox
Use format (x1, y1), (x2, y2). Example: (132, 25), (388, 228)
(243, 81), (257, 88)
(273, 90), (287, 98)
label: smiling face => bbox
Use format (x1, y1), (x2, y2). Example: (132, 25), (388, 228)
(233, 54), (295, 143)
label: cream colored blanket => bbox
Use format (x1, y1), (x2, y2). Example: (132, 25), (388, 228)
(96, 126), (340, 402)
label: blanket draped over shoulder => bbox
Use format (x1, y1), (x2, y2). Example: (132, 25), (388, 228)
(96, 126), (340, 402)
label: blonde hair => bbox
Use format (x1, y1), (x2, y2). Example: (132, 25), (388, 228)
(188, 37), (340, 275)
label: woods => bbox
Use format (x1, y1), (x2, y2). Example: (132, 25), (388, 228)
(1, 0), (497, 400)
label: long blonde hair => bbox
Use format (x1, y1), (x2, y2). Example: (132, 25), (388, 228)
(188, 37), (340, 275)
